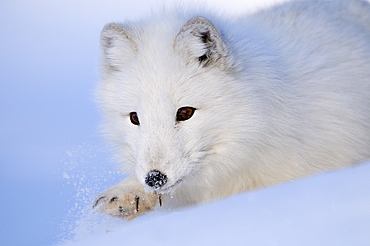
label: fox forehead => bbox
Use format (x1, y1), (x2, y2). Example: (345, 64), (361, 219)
(121, 66), (226, 116)
(120, 57), (209, 111)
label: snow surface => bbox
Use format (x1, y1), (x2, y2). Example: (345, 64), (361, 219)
(1, 0), (369, 245)
(59, 163), (370, 246)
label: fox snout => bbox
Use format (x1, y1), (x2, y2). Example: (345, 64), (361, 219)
(145, 170), (168, 189)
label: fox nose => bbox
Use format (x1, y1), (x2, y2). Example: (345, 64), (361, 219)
(145, 170), (168, 189)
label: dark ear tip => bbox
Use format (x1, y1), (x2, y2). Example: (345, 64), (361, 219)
(100, 23), (137, 51)
(175, 16), (229, 67)
(102, 23), (121, 32)
(102, 23), (116, 31)
(186, 16), (212, 26)
(101, 23), (126, 39)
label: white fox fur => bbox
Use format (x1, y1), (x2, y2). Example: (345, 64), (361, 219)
(94, 0), (370, 219)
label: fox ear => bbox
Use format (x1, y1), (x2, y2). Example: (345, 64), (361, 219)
(100, 23), (137, 71)
(175, 17), (229, 67)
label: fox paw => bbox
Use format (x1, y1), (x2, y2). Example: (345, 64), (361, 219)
(93, 186), (161, 220)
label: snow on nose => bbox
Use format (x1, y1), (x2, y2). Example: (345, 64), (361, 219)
(145, 170), (168, 189)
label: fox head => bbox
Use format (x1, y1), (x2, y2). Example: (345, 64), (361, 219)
(98, 15), (257, 194)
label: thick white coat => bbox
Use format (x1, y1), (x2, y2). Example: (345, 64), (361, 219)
(95, 0), (370, 218)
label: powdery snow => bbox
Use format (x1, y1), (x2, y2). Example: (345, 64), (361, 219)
(58, 162), (370, 246)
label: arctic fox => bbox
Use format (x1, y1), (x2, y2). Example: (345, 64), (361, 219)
(93, 0), (370, 220)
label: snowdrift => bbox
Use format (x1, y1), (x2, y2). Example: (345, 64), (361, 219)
(59, 162), (370, 246)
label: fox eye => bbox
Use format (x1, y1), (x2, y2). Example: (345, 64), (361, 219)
(176, 107), (196, 121)
(130, 112), (140, 125)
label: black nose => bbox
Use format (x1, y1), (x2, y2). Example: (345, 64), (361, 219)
(145, 170), (168, 189)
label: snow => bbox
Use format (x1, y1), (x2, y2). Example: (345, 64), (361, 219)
(1, 0), (369, 245)
(59, 163), (370, 246)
